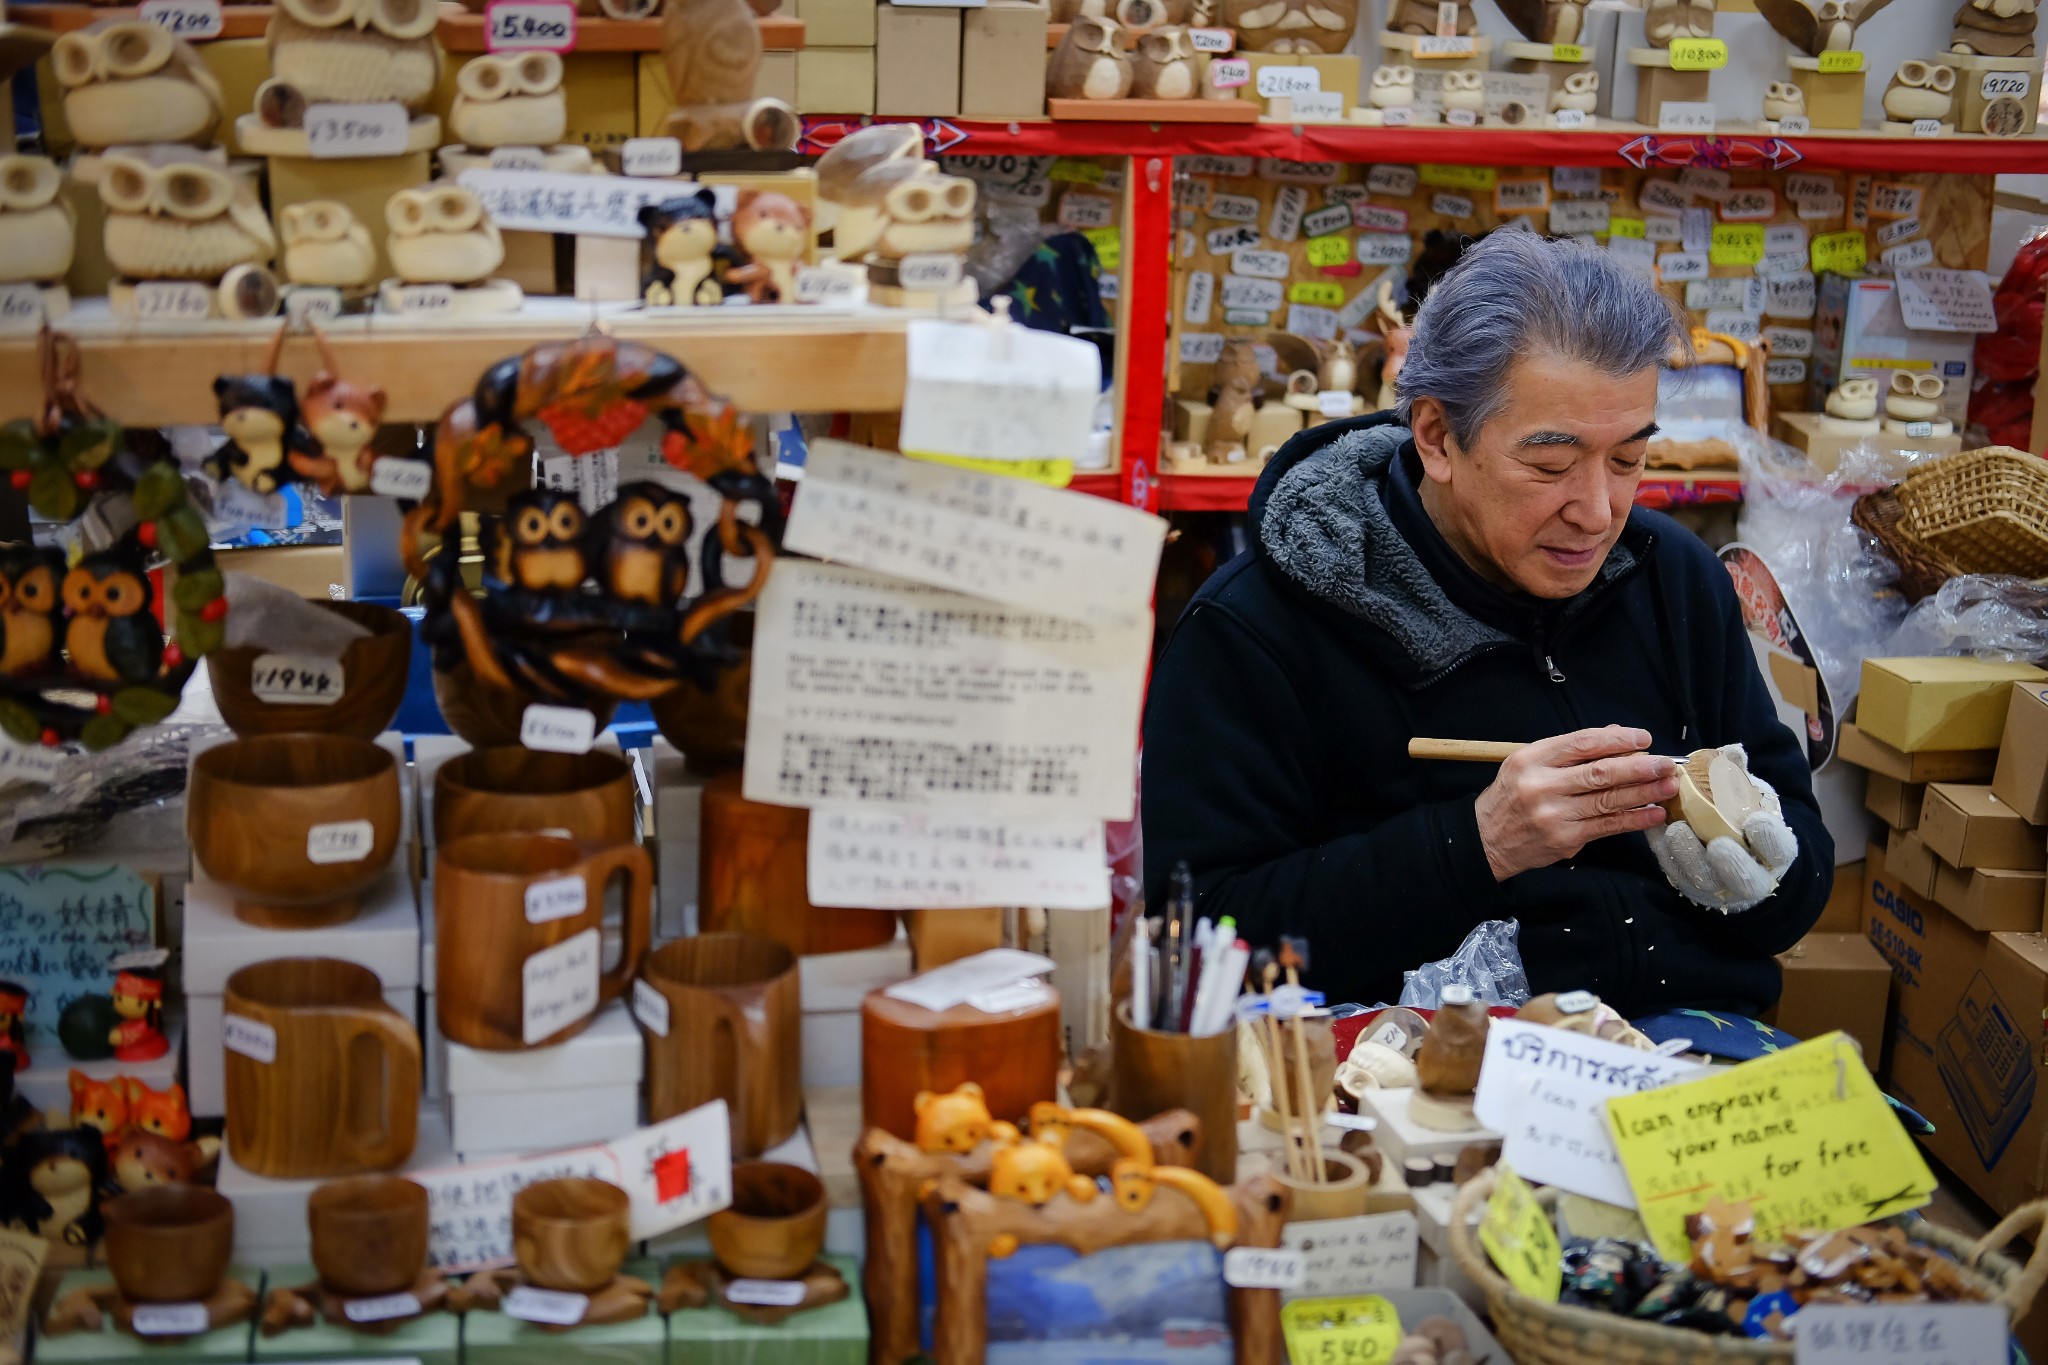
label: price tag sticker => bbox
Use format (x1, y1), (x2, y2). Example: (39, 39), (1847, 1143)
(1798, 193), (1846, 222)
(390, 283), (457, 315)
(1329, 1111), (1377, 1131)
(307, 818), (376, 865)
(1354, 234), (1413, 267)
(132, 1304), (210, 1336)
(1657, 251), (1709, 284)
(1056, 191), (1116, 230)
(1764, 325), (1814, 358)
(1180, 333), (1224, 365)
(1353, 204), (1409, 234)
(1795, 1303), (2005, 1365)
(1810, 49), (1861, 74)
(1279, 1296), (1402, 1365)
(1549, 42), (1585, 63)
(1316, 390), (1354, 417)
(1495, 179), (1550, 213)
(1778, 114), (1813, 134)
(486, 0), (576, 50)
(134, 281), (214, 321)
(633, 977), (671, 1037)
(525, 874), (587, 924)
(1288, 280), (1344, 307)
(1710, 224), (1766, 267)
(1658, 101), (1716, 134)
(1367, 164), (1419, 196)
(1232, 248), (1293, 279)
(0, 283), (43, 332)
(1255, 65), (1320, 98)
(1478, 1163), (1561, 1303)
(1766, 357), (1808, 386)
(726, 1280), (808, 1307)
(369, 457), (434, 499)
(1431, 192), (1475, 220)
(1883, 239), (1936, 272)
(251, 653), (344, 705)
(620, 137), (682, 177)
(1381, 105), (1414, 126)
(1904, 420), (1935, 438)
(1189, 26), (1233, 51)
(521, 703), (597, 753)
(1911, 118), (1943, 137)
(1222, 1246), (1305, 1289)
(1210, 57), (1251, 89)
(1418, 163), (1496, 191)
(504, 1287), (590, 1326)
(222, 1014), (278, 1064)
(1445, 107), (1479, 128)
(1719, 188), (1776, 222)
(0, 737), (62, 786)
(284, 286), (343, 330)
(1767, 271), (1818, 319)
(489, 146), (547, 171)
(305, 102), (410, 159)
(898, 254), (965, 292)
(1549, 201), (1610, 235)
(793, 262), (869, 307)
(1668, 37), (1728, 70)
(1302, 204), (1352, 239)
(345, 1293), (423, 1324)
(1811, 230), (1868, 276)
(1983, 70), (2031, 98)
(139, 0), (223, 39)
(1302, 235), (1351, 269)
(1552, 107), (1588, 129)
(1413, 34), (1476, 57)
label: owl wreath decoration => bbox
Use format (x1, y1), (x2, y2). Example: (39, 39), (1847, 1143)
(402, 335), (780, 747)
(0, 331), (227, 750)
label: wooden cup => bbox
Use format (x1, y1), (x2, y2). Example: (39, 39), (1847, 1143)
(103, 1184), (234, 1303)
(224, 957), (421, 1180)
(640, 933), (800, 1157)
(1272, 1150), (1372, 1222)
(309, 1175), (430, 1298)
(188, 734), (401, 928)
(434, 832), (652, 1051)
(433, 747), (635, 847)
(699, 772), (900, 956)
(1110, 1000), (1238, 1184)
(707, 1163), (825, 1281)
(208, 600), (413, 740)
(512, 1178), (631, 1294)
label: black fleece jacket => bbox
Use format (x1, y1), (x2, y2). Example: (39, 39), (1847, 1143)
(1141, 412), (1832, 1017)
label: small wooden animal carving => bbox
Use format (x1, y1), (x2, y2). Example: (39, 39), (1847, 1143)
(815, 124), (923, 261)
(98, 155), (274, 283)
(280, 201), (375, 288)
(1553, 69), (1599, 113)
(1367, 64), (1416, 111)
(1386, 0), (1472, 35)
(207, 373), (311, 495)
(1885, 371), (1950, 431)
(1205, 375), (1256, 464)
(62, 550), (162, 688)
(1761, 80), (1806, 121)
(1497, 0), (1588, 44)
(660, 0), (800, 150)
(450, 51), (567, 149)
(1047, 16), (1132, 99)
(1952, 0), (2038, 57)
(1822, 376), (1881, 426)
(0, 157), (75, 287)
(913, 1083), (1002, 1155)
(1131, 26), (1196, 98)
(385, 185), (502, 285)
(261, 0), (442, 117)
(1643, 0), (1715, 46)
(67, 1073), (127, 1141)
(1441, 68), (1485, 115)
(1883, 59), (1956, 121)
(108, 1129), (220, 1193)
(639, 190), (729, 306)
(50, 20), (223, 148)
(722, 190), (808, 303)
(293, 371), (389, 494)
(1229, 0), (1356, 53)
(1756, 0), (1893, 54)
(121, 1080), (195, 1142)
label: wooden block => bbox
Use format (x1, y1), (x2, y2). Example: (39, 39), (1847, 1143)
(1787, 61), (1865, 131)
(797, 46), (877, 114)
(1630, 60), (1711, 127)
(877, 5), (959, 116)
(906, 908), (1005, 971)
(1770, 409), (1961, 474)
(1050, 96), (1259, 121)
(796, 0), (876, 47)
(1236, 51), (1359, 113)
(574, 234), (641, 302)
(1949, 52), (2040, 137)
(1249, 400), (1304, 458)
(756, 49), (799, 105)
(960, 0), (1047, 118)
(1174, 397), (1212, 443)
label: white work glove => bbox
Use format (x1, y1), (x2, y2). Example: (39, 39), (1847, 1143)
(1646, 750), (1799, 914)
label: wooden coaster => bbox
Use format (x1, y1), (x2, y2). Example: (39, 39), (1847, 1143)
(264, 1269), (453, 1337)
(658, 1260), (849, 1326)
(452, 1268), (654, 1331)
(46, 1278), (260, 1341)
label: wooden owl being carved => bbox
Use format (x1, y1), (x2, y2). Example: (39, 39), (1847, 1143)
(1229, 0), (1357, 54)
(1132, 26), (1196, 98)
(0, 157), (75, 287)
(1497, 0), (1589, 45)
(263, 0), (443, 115)
(1047, 16), (1132, 100)
(386, 185), (503, 284)
(281, 200), (376, 287)
(1756, 0), (1893, 54)
(51, 21), (223, 149)
(1883, 59), (1956, 120)
(1824, 377), (1881, 422)
(99, 156), (275, 281)
(1644, 0), (1715, 46)
(451, 52), (567, 148)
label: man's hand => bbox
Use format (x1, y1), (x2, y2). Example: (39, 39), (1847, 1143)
(1473, 726), (1677, 882)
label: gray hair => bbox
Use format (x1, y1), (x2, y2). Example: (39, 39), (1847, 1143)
(1394, 232), (1688, 449)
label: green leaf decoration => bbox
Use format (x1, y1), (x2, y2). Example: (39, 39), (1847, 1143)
(59, 420), (120, 472)
(0, 422), (39, 472)
(132, 461), (186, 521)
(80, 714), (129, 752)
(27, 463), (79, 521)
(156, 507), (209, 564)
(171, 566), (224, 613)
(174, 613), (224, 657)
(111, 687), (179, 727)
(0, 699), (39, 746)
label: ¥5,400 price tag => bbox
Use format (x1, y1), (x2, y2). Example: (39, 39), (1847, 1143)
(487, 0), (576, 50)
(1479, 1163), (1561, 1303)
(1279, 1295), (1402, 1364)
(250, 653), (343, 705)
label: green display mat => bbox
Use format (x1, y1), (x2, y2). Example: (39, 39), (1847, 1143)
(665, 1254), (868, 1365)
(34, 1268), (259, 1365)
(248, 1265), (458, 1365)
(458, 1258), (666, 1365)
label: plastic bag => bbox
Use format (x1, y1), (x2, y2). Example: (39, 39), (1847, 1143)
(1885, 575), (2048, 665)
(1398, 919), (1531, 1009)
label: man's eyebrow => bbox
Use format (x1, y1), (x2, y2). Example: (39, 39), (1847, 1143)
(1518, 431), (1582, 448)
(1626, 422), (1661, 443)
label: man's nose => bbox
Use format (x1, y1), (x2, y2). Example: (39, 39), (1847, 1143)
(1558, 462), (1613, 535)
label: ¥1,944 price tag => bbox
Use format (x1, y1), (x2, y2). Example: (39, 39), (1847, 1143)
(1222, 1246), (1304, 1289)
(486, 0), (576, 50)
(250, 653), (344, 705)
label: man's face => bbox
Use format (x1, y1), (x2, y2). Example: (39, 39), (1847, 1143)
(1411, 353), (1660, 599)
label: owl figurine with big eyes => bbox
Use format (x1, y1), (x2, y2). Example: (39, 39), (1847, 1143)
(1047, 16), (1132, 100)
(0, 545), (65, 680)
(1363, 64), (1415, 115)
(1131, 27), (1195, 99)
(1822, 377), (1882, 430)
(253, 0), (443, 137)
(1551, 69), (1598, 114)
(450, 52), (567, 149)
(594, 482), (692, 629)
(385, 185), (504, 285)
(98, 154), (277, 311)
(1883, 59), (1957, 124)
(1440, 69), (1486, 117)
(50, 21), (223, 149)
(0, 158), (76, 299)
(1761, 80), (1807, 122)
(489, 488), (590, 610)
(281, 201), (377, 288)
(62, 549), (163, 688)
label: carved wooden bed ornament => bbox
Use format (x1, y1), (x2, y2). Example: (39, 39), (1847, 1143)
(404, 334), (779, 747)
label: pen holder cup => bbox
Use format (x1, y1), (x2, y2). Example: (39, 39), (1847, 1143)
(1110, 1001), (1237, 1184)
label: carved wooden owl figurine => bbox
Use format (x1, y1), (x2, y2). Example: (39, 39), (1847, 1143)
(872, 165), (975, 261)
(281, 200), (376, 287)
(1824, 377), (1881, 422)
(1551, 69), (1598, 113)
(1368, 64), (1416, 109)
(1441, 69), (1486, 114)
(51, 21), (223, 149)
(1387, 0), (1472, 34)
(1131, 26), (1196, 98)
(1498, 0), (1589, 44)
(1644, 0), (1715, 46)
(1047, 16), (1132, 99)
(1885, 371), (1947, 423)
(1761, 80), (1806, 121)
(386, 185), (503, 284)
(99, 156), (275, 281)
(450, 51), (567, 148)
(265, 0), (443, 113)
(1757, 0), (1894, 54)
(1229, 0), (1357, 54)
(1883, 59), (1956, 121)
(0, 157), (75, 286)
(1951, 0), (2038, 57)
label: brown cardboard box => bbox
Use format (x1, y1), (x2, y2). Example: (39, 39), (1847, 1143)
(1933, 861), (2047, 933)
(876, 6), (961, 116)
(1862, 854), (1990, 1134)
(1772, 932), (1892, 1063)
(1813, 859), (1865, 933)
(1234, 53), (1361, 114)
(1835, 723), (1996, 785)
(959, 0), (1048, 119)
(1993, 681), (2048, 825)
(757, 50), (800, 105)
(1885, 826), (1939, 899)
(798, 46), (878, 114)
(1918, 784), (2046, 871)
(797, 0), (877, 46)
(1863, 773), (1925, 831)
(1858, 657), (2048, 753)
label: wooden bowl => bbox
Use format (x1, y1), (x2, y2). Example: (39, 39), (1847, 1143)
(188, 735), (401, 927)
(433, 746), (635, 846)
(103, 1183), (234, 1304)
(431, 659), (616, 749)
(207, 601), (413, 740)
(309, 1175), (430, 1297)
(707, 1162), (825, 1281)
(512, 1178), (631, 1293)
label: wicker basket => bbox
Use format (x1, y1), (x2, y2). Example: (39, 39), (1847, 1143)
(1895, 446), (2048, 579)
(1448, 1169), (2048, 1365)
(1851, 488), (1962, 603)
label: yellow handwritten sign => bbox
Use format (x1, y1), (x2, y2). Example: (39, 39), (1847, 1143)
(1049, 158), (1106, 184)
(1418, 163), (1498, 192)
(1478, 1163), (1561, 1303)
(1811, 230), (1868, 276)
(1550, 42), (1586, 63)
(1289, 281), (1345, 307)
(1710, 224), (1766, 267)
(1606, 1032), (1935, 1263)
(1818, 50), (1863, 73)
(1083, 226), (1120, 270)
(1305, 234), (1352, 268)
(1609, 216), (1647, 240)
(1669, 37), (1729, 70)
(902, 451), (1075, 488)
(1279, 1295), (1403, 1364)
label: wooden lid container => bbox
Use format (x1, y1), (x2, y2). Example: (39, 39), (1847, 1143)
(859, 987), (1062, 1141)
(699, 773), (900, 956)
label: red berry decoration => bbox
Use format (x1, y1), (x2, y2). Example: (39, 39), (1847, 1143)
(95, 695), (112, 715)
(136, 522), (158, 549)
(39, 729), (58, 748)
(200, 597), (228, 623)
(8, 471), (27, 491)
(538, 398), (647, 455)
(162, 643), (184, 669)
(74, 470), (99, 491)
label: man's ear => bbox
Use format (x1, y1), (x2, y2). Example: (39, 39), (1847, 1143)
(1410, 395), (1457, 486)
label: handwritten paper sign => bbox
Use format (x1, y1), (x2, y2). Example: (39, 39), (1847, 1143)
(743, 562), (1149, 820)
(808, 808), (1107, 910)
(785, 441), (1164, 627)
(523, 927), (599, 1044)
(1478, 1164), (1561, 1303)
(1795, 1303), (2005, 1365)
(1895, 269), (1998, 333)
(1605, 1032), (1935, 1262)
(1473, 1019), (1701, 1207)
(0, 865), (155, 1046)
(1280, 1211), (1417, 1300)
(900, 320), (1099, 464)
(456, 168), (683, 238)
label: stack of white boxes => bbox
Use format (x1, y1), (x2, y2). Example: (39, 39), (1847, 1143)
(444, 1000), (645, 1160)
(647, 738), (708, 940)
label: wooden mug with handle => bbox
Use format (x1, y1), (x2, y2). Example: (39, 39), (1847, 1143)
(435, 832), (653, 1051)
(638, 932), (801, 1157)
(224, 957), (421, 1179)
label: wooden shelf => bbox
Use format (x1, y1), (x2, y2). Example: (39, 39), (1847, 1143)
(0, 303), (906, 426)
(436, 10), (802, 50)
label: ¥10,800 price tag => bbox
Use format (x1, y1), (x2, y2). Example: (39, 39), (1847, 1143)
(1222, 1246), (1304, 1289)
(486, 0), (576, 50)
(307, 818), (376, 865)
(250, 653), (344, 705)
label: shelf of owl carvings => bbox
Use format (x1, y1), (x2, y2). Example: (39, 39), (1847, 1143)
(433, 9), (804, 49)
(11, 2), (274, 39)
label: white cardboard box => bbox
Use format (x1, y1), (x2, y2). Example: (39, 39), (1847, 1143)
(442, 999), (642, 1094)
(1354, 1087), (1503, 1173)
(798, 935), (914, 1013)
(218, 1105), (456, 1264)
(188, 988), (417, 1118)
(184, 869), (419, 995)
(452, 1083), (640, 1158)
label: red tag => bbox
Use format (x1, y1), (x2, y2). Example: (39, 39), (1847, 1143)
(654, 1148), (691, 1202)
(1318, 262), (1363, 277)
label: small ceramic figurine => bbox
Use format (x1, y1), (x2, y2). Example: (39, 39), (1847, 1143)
(296, 368), (389, 494)
(1366, 64), (1417, 115)
(105, 965), (168, 1062)
(1386, 0), (1472, 34)
(591, 482), (691, 623)
(450, 51), (567, 149)
(257, 0), (443, 126)
(207, 371), (314, 495)
(0, 547), (63, 681)
(107, 1129), (218, 1192)
(487, 487), (590, 608)
(1883, 59), (1957, 123)
(1644, 0), (1715, 46)
(1821, 376), (1882, 431)
(281, 201), (377, 289)
(660, 0), (800, 151)
(1225, 0), (1357, 54)
(0, 983), (25, 1074)
(1884, 371), (1953, 435)
(2, 1129), (107, 1247)
(1410, 986), (1489, 1131)
(1952, 0), (2038, 56)
(1048, 16), (1133, 99)
(68, 1073), (128, 1142)
(1551, 69), (1599, 113)
(912, 1083), (1008, 1154)
(50, 20), (223, 149)
(122, 1080), (195, 1142)
(1758, 0), (1893, 54)
(63, 551), (162, 689)
(1131, 27), (1197, 98)
(639, 190), (731, 307)
(1497, 0), (1587, 43)
(1440, 69), (1486, 118)
(1205, 375), (1256, 464)
(1761, 80), (1807, 121)
(0, 157), (76, 306)
(722, 190), (808, 303)
(987, 1133), (1094, 1208)
(99, 155), (277, 316)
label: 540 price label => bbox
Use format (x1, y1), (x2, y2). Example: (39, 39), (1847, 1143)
(486, 0), (576, 50)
